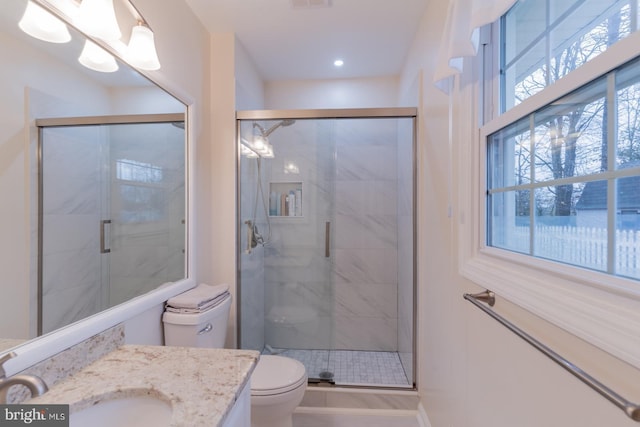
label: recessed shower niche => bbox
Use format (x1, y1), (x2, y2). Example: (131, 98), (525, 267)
(269, 182), (303, 217)
(237, 108), (416, 389)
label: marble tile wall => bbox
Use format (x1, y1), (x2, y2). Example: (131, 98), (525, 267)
(40, 123), (185, 333)
(333, 118), (399, 351)
(107, 123), (186, 306)
(41, 126), (106, 334)
(239, 147), (266, 351)
(262, 120), (335, 350)
(240, 117), (414, 356)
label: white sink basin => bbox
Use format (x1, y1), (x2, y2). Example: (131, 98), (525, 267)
(70, 395), (172, 427)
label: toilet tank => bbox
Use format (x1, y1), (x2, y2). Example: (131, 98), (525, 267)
(162, 295), (232, 348)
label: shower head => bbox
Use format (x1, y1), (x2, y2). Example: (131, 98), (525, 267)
(247, 119), (295, 159)
(260, 119), (296, 137)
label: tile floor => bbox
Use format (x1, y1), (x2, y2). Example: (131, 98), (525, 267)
(263, 348), (411, 387)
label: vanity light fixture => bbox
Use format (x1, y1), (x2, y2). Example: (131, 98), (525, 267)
(240, 135), (274, 159)
(124, 22), (160, 70)
(261, 144), (274, 158)
(240, 140), (259, 159)
(18, 1), (71, 43)
(78, 39), (119, 72)
(76, 0), (121, 41)
(252, 136), (275, 158)
(333, 59), (344, 67)
(251, 126), (275, 158)
(18, 0), (162, 72)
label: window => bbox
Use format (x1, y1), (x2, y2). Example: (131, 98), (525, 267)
(501, 0), (638, 112)
(116, 159), (166, 223)
(488, 60), (640, 280)
(460, 0), (640, 370)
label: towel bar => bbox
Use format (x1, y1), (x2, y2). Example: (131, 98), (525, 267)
(464, 290), (640, 422)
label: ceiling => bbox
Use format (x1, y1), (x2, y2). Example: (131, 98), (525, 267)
(184, 0), (428, 82)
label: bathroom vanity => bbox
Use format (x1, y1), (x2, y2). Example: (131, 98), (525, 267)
(28, 345), (259, 427)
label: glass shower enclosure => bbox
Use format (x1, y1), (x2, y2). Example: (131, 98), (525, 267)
(237, 108), (416, 388)
(37, 114), (186, 335)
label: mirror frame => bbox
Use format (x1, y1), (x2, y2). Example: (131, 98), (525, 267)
(2, 0), (197, 375)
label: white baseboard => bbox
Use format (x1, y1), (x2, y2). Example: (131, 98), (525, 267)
(417, 402), (432, 427)
(295, 406), (418, 418)
(301, 386), (419, 410)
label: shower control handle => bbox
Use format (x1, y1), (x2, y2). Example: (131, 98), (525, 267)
(325, 221), (330, 258)
(100, 220), (111, 254)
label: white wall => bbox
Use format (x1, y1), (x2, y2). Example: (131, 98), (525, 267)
(235, 39), (265, 111)
(400, 2), (640, 427)
(202, 32), (265, 349)
(265, 76), (399, 110)
(0, 30), (114, 340)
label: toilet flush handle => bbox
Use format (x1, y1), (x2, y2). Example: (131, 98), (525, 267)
(197, 323), (213, 335)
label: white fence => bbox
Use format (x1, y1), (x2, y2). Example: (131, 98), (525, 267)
(499, 226), (640, 279)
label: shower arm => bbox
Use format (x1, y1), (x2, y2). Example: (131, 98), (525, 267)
(252, 123), (266, 136)
(263, 122), (284, 137)
(253, 120), (294, 138)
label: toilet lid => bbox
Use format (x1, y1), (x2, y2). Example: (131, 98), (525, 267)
(251, 355), (307, 396)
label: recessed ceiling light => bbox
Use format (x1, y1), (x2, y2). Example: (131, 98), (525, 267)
(334, 59), (344, 67)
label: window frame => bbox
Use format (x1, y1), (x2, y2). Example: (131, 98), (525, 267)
(460, 28), (640, 370)
(499, 0), (639, 112)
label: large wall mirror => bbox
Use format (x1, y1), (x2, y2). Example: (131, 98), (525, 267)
(0, 0), (187, 354)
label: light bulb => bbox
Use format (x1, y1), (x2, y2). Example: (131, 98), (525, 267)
(76, 0), (121, 41)
(19, 1), (71, 43)
(262, 145), (274, 158)
(78, 40), (119, 72)
(253, 135), (267, 151)
(125, 24), (161, 70)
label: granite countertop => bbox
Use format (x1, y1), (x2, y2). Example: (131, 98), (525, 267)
(29, 345), (260, 427)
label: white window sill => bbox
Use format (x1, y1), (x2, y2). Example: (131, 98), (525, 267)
(460, 247), (640, 370)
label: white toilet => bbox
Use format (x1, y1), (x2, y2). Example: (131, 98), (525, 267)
(163, 294), (232, 348)
(162, 291), (307, 427)
(250, 355), (307, 427)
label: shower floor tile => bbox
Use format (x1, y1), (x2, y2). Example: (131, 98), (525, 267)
(262, 348), (411, 387)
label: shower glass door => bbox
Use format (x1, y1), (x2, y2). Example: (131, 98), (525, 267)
(238, 117), (337, 379)
(39, 119), (185, 334)
(238, 109), (416, 388)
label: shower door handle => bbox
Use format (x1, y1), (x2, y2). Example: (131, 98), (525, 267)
(325, 221), (330, 258)
(100, 219), (111, 254)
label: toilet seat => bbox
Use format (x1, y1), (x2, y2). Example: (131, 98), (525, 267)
(251, 355), (307, 396)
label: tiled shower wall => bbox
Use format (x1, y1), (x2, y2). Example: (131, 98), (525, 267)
(239, 149), (266, 351)
(41, 126), (107, 334)
(333, 119), (399, 351)
(263, 120), (335, 350)
(107, 123), (186, 306)
(40, 123), (184, 334)
(239, 116), (413, 375)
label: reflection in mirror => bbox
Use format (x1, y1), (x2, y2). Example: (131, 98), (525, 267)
(0, 0), (187, 352)
(39, 118), (185, 335)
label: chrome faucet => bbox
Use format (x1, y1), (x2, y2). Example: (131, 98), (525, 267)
(0, 352), (48, 403)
